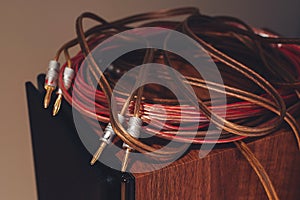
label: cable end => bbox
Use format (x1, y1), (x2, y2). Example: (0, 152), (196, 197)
(90, 142), (107, 165)
(44, 86), (54, 109)
(121, 148), (131, 172)
(53, 94), (63, 116)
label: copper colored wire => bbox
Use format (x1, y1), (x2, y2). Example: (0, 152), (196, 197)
(51, 7), (300, 199)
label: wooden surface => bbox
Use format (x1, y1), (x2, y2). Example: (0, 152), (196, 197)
(132, 128), (300, 200)
(27, 75), (300, 200)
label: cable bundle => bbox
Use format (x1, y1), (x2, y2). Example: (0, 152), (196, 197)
(42, 7), (300, 200)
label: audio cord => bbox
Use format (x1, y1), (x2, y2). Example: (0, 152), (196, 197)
(41, 7), (300, 200)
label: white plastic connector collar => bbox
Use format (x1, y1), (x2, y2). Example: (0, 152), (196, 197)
(57, 88), (63, 95)
(63, 68), (75, 90)
(101, 114), (125, 144)
(55, 68), (74, 95)
(122, 117), (142, 149)
(45, 60), (60, 88)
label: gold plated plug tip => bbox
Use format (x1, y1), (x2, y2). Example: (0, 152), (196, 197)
(53, 94), (63, 116)
(44, 86), (54, 109)
(90, 142), (107, 165)
(121, 148), (131, 172)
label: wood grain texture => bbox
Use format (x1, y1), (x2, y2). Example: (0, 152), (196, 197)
(27, 76), (300, 200)
(132, 127), (300, 200)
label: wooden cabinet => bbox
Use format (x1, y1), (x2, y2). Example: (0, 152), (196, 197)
(26, 75), (300, 200)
